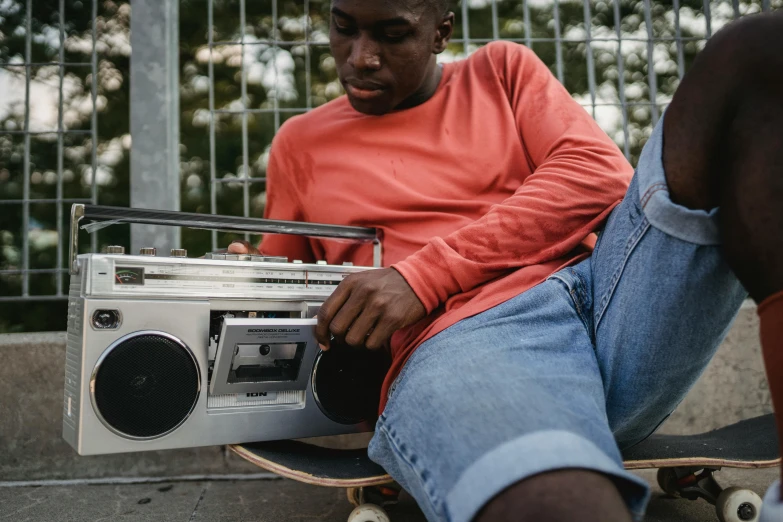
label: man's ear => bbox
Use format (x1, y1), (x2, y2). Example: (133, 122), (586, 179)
(433, 12), (454, 54)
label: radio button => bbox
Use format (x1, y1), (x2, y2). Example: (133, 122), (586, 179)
(91, 309), (121, 330)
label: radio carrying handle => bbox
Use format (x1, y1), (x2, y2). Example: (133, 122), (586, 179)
(68, 203), (382, 274)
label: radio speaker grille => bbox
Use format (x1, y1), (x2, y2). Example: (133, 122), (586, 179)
(93, 333), (199, 438)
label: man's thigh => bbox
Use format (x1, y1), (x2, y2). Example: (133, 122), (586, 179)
(368, 277), (649, 522)
(586, 113), (747, 449)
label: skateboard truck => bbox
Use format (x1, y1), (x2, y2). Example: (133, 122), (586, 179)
(657, 467), (762, 522)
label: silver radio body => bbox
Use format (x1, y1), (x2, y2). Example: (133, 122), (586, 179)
(63, 205), (385, 456)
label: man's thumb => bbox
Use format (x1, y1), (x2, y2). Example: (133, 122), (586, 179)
(227, 240), (251, 254)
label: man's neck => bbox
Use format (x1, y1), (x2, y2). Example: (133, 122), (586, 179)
(393, 61), (443, 112)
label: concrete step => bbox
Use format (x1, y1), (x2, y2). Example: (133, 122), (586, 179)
(0, 301), (772, 481)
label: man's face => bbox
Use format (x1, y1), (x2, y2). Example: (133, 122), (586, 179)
(329, 0), (452, 115)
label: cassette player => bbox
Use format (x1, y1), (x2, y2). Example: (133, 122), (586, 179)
(63, 204), (388, 455)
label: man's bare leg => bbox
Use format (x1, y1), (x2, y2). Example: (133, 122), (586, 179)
(663, 10), (783, 496)
(474, 470), (632, 522)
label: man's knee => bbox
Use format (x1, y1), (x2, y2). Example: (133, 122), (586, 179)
(701, 11), (783, 80)
(473, 469), (633, 522)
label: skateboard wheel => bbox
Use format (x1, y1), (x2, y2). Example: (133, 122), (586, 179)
(347, 503), (390, 522)
(656, 468), (681, 497)
(716, 487), (762, 522)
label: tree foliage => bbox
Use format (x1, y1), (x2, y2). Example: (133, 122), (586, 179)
(0, 0), (778, 332)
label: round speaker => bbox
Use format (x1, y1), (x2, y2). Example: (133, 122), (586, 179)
(91, 331), (200, 439)
(311, 344), (389, 425)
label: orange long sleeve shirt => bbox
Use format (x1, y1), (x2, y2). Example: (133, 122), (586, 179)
(259, 41), (634, 412)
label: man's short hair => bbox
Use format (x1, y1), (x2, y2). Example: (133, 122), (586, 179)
(435, 0), (451, 16)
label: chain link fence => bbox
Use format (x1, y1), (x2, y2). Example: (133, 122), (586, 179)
(0, 0), (780, 331)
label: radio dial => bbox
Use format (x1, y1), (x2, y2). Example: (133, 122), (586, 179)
(106, 245), (125, 255)
(170, 248), (187, 258)
(139, 247), (156, 256)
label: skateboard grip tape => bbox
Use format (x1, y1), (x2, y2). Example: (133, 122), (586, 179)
(759, 289), (783, 494)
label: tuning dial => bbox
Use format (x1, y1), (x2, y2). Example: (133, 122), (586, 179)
(139, 247), (156, 256)
(170, 248), (187, 257)
(106, 245), (125, 255)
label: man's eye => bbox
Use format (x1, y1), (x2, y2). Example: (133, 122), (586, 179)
(333, 22), (355, 35)
(383, 31), (409, 42)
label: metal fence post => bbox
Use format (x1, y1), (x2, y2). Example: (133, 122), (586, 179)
(129, 0), (181, 255)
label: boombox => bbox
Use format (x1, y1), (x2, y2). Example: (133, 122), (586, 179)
(63, 204), (388, 455)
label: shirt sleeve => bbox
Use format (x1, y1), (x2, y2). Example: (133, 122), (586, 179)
(257, 133), (316, 263)
(391, 41), (634, 314)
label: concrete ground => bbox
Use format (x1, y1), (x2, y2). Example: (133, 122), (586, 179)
(0, 467), (778, 522)
(0, 303), (777, 521)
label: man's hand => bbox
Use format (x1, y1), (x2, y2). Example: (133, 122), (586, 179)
(227, 240), (260, 255)
(315, 268), (426, 352)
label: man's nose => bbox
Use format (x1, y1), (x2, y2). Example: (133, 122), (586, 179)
(347, 34), (381, 71)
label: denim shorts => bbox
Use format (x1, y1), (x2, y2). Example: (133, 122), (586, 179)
(366, 115), (754, 522)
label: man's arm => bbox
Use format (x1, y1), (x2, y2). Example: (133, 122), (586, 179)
(391, 42), (634, 314)
(315, 42), (634, 350)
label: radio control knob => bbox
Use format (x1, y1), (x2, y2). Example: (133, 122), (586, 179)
(139, 247), (156, 256)
(292, 260), (303, 264)
(316, 260), (327, 265)
(342, 261), (353, 266)
(170, 248), (187, 258)
(106, 245), (125, 254)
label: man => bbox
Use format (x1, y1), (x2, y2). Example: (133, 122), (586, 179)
(229, 1), (783, 520)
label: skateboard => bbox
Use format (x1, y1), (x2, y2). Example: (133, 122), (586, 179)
(622, 413), (779, 522)
(229, 438), (397, 522)
(229, 413), (780, 522)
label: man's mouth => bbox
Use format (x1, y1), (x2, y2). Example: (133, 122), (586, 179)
(345, 81), (386, 101)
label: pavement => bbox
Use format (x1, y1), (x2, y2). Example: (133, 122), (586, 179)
(0, 303), (777, 521)
(0, 467), (779, 522)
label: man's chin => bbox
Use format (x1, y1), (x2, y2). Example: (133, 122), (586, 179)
(346, 95), (392, 116)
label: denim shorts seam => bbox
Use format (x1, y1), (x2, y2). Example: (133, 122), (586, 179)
(377, 422), (446, 520)
(571, 266), (596, 342)
(595, 218), (651, 329)
(641, 185), (669, 211)
(547, 274), (593, 342)
(640, 182), (668, 209)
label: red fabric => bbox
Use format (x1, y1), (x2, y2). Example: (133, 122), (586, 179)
(759, 290), (783, 491)
(259, 41), (634, 412)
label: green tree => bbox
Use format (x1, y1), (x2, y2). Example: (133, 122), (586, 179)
(0, 0), (779, 332)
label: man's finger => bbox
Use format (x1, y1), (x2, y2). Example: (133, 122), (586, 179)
(328, 291), (369, 341)
(315, 283), (352, 349)
(227, 240), (258, 254)
(364, 319), (398, 351)
(343, 307), (379, 347)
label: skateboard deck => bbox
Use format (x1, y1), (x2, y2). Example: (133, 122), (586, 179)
(229, 439), (393, 487)
(230, 413), (780, 483)
(621, 412), (780, 469)
(229, 413), (780, 522)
